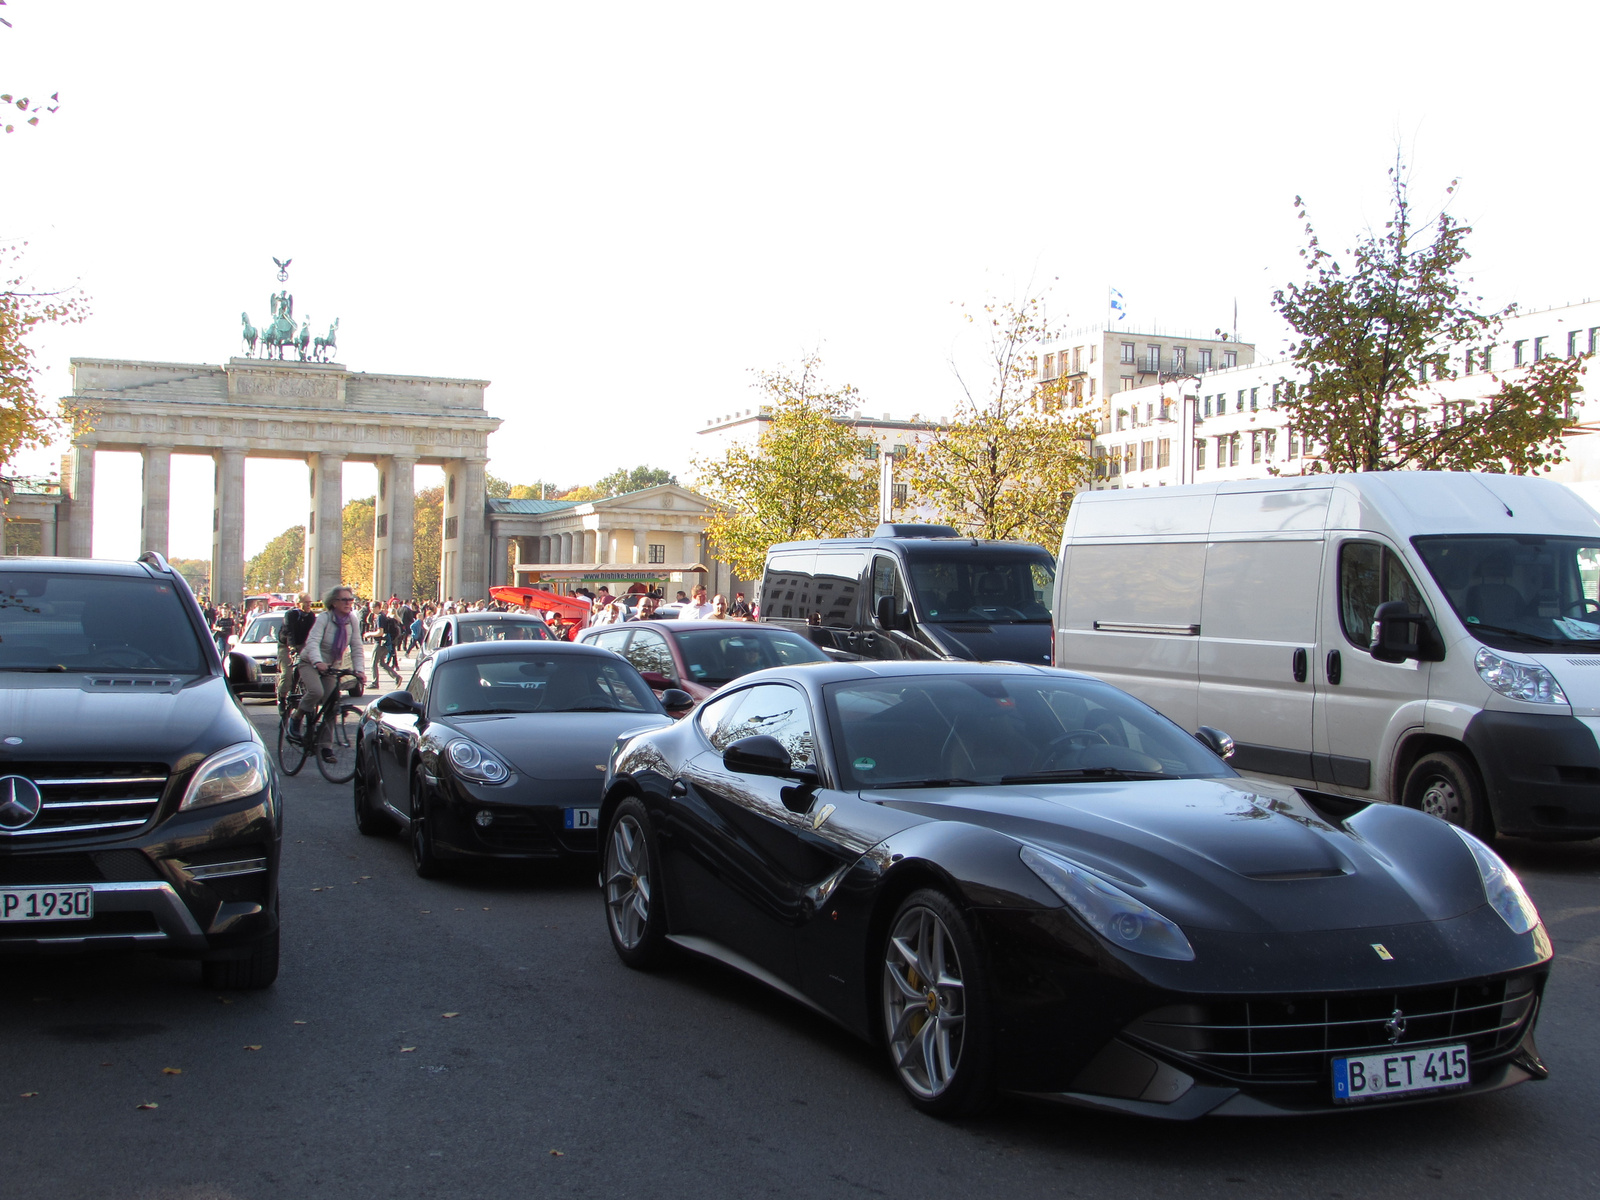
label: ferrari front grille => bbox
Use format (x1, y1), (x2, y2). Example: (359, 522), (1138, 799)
(1125, 977), (1538, 1084)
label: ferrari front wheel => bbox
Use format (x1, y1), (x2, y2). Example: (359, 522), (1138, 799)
(880, 889), (994, 1116)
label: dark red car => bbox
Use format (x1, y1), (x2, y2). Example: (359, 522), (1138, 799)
(577, 620), (829, 712)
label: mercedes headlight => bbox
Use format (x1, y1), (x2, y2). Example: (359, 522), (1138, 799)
(180, 743), (269, 811)
(1475, 647), (1567, 705)
(446, 739), (512, 784)
(1451, 825), (1540, 935)
(1020, 845), (1195, 961)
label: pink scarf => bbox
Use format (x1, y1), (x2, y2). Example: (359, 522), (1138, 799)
(330, 611), (350, 660)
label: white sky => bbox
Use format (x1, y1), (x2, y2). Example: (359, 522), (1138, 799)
(4, 0), (1597, 559)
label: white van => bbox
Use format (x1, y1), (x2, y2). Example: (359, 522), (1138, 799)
(1054, 472), (1600, 839)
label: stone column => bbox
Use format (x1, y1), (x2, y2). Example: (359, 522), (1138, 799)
(388, 455), (416, 601)
(489, 534), (508, 588)
(141, 445), (172, 560)
(39, 501), (58, 556)
(682, 532), (698, 565)
(305, 453), (345, 599)
(440, 460), (463, 600)
(64, 442), (95, 559)
(372, 457), (395, 600)
(634, 527), (651, 565)
(597, 529), (609, 565)
(458, 457), (489, 601)
(210, 448), (246, 607)
(559, 531), (570, 564)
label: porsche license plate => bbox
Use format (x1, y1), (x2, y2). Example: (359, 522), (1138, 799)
(563, 807), (599, 830)
(0, 886), (93, 922)
(1333, 1043), (1469, 1102)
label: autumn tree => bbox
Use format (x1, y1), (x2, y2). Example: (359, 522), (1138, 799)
(245, 526), (305, 593)
(903, 295), (1095, 546)
(1274, 159), (1587, 474)
(412, 485), (442, 599)
(1, 244), (87, 469)
(560, 465), (677, 503)
(342, 496), (375, 594)
(692, 356), (877, 580)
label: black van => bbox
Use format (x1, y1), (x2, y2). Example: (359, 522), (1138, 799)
(759, 524), (1056, 664)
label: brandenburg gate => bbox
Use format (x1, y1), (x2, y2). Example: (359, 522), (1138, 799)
(60, 355), (501, 605)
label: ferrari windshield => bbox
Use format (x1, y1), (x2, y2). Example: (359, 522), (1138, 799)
(824, 673), (1230, 789)
(1413, 535), (1600, 652)
(0, 571), (207, 673)
(429, 653), (658, 716)
(906, 554), (1055, 624)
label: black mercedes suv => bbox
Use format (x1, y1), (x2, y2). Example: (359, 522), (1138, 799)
(0, 552), (281, 988)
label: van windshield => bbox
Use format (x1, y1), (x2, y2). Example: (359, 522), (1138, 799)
(1413, 535), (1600, 651)
(906, 555), (1055, 624)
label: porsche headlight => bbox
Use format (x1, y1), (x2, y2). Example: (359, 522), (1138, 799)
(1475, 647), (1567, 705)
(180, 742), (269, 811)
(445, 739), (512, 784)
(1020, 845), (1195, 961)
(1451, 825), (1540, 935)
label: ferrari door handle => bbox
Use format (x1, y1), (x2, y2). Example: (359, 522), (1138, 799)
(670, 779), (688, 797)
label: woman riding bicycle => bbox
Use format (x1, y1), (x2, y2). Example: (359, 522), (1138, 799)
(293, 585), (368, 763)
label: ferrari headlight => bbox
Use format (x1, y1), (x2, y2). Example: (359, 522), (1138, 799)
(446, 739), (511, 784)
(1451, 825), (1540, 935)
(1020, 845), (1195, 962)
(1475, 647), (1567, 705)
(180, 742), (269, 811)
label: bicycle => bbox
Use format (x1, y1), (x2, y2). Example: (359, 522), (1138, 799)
(276, 667), (364, 783)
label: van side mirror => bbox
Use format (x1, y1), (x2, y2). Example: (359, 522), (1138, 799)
(1195, 726), (1235, 760)
(1370, 600), (1445, 664)
(875, 594), (909, 632)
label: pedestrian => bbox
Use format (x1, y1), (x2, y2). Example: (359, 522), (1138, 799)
(375, 603), (404, 686)
(729, 591), (754, 621)
(212, 605), (237, 657)
(705, 593), (733, 620)
(635, 595), (661, 620)
(276, 593), (315, 706)
(679, 584), (713, 619)
(292, 585), (368, 765)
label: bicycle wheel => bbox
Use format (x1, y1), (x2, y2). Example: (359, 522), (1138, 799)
(316, 701), (363, 783)
(277, 697), (309, 776)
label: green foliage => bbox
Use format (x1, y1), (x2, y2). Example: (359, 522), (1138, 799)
(692, 355), (877, 580)
(3, 515), (40, 554)
(244, 527), (303, 594)
(594, 465), (677, 496)
(342, 496), (375, 593)
(485, 474), (512, 499)
(1273, 160), (1586, 474)
(904, 295), (1095, 546)
(170, 557), (213, 597)
(413, 485), (442, 599)
(1, 244), (88, 470)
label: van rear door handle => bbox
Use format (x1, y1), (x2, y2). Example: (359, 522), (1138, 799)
(1326, 649), (1342, 685)
(1292, 648), (1308, 683)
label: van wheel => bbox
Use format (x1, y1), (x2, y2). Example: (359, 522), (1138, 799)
(1402, 751), (1491, 837)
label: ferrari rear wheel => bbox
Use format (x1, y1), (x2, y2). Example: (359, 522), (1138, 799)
(881, 889), (994, 1116)
(1403, 750), (1491, 837)
(603, 798), (670, 970)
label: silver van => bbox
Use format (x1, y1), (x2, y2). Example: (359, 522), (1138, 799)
(1054, 472), (1600, 839)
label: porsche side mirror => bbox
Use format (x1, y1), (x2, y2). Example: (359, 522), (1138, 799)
(226, 651), (259, 696)
(723, 734), (819, 784)
(659, 688), (695, 713)
(376, 689), (424, 720)
(1195, 726), (1235, 760)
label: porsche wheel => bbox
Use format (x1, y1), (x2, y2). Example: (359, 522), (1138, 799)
(1403, 750), (1491, 837)
(353, 738), (392, 836)
(410, 770), (443, 879)
(881, 889), (994, 1116)
(603, 798), (669, 969)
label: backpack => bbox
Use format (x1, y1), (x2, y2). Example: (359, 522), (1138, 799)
(280, 608), (315, 649)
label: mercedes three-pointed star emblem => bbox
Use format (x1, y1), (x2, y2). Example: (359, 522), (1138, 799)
(0, 775), (44, 831)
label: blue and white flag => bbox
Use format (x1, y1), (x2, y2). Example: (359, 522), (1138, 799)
(1108, 287), (1127, 322)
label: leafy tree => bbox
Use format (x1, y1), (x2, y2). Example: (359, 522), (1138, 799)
(485, 474), (512, 499)
(342, 495), (375, 594)
(903, 295), (1095, 546)
(244, 526), (304, 593)
(169, 557), (212, 597)
(1, 244), (88, 470)
(1274, 161), (1587, 474)
(595, 465), (677, 496)
(508, 481), (558, 500)
(692, 355), (877, 580)
(413, 484), (442, 599)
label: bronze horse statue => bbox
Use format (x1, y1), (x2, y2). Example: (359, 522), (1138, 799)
(313, 317), (339, 362)
(240, 312), (258, 355)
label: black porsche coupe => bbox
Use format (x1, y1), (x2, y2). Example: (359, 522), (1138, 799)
(354, 642), (686, 875)
(596, 661), (1552, 1118)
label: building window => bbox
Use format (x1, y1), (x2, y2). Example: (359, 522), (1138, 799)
(1482, 347), (1493, 372)
(1568, 332), (1581, 358)
(1535, 336), (1547, 361)
(1172, 347), (1186, 372)
(649, 543), (666, 564)
(1089, 379), (1097, 399)
(1199, 349), (1213, 372)
(1145, 344), (1161, 373)
(1121, 342), (1135, 364)
(1073, 347), (1083, 373)
(1265, 429), (1277, 460)
(892, 444), (908, 459)
(1250, 387), (1259, 411)
(1120, 375), (1134, 391)
(1288, 428), (1298, 458)
(1090, 344), (1098, 363)
(1139, 440), (1153, 471)
(1251, 432), (1262, 464)
(1124, 444), (1135, 475)
(376, 514), (388, 539)
(1230, 434), (1241, 467)
(1195, 438), (1207, 470)
(1514, 340), (1526, 366)
(1236, 390), (1246, 413)
(1157, 439), (1171, 469)
(1116, 409), (1127, 431)
(1028, 356), (1038, 377)
(1271, 382), (1280, 406)
(1043, 353), (1055, 377)
(444, 515), (459, 541)
(892, 483), (908, 506)
(308, 512), (314, 534)
(1224, 350), (1238, 368)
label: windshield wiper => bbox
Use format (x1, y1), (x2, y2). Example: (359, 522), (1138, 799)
(551, 705), (626, 713)
(0, 664), (67, 672)
(999, 768), (1171, 783)
(1464, 623), (1566, 647)
(451, 708), (530, 716)
(873, 777), (985, 789)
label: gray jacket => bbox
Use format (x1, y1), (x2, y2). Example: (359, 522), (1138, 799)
(298, 611), (367, 676)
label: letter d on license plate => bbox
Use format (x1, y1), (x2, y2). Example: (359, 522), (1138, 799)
(564, 807), (598, 830)
(1333, 1043), (1469, 1102)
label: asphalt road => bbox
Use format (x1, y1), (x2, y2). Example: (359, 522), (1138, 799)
(3, 702), (1598, 1200)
